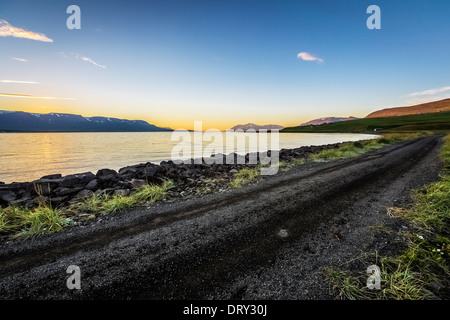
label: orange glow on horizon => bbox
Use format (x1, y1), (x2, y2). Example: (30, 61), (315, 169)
(0, 100), (317, 131)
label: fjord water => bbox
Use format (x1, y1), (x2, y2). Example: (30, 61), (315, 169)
(0, 132), (377, 183)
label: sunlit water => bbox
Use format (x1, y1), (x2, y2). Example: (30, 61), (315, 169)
(0, 132), (378, 183)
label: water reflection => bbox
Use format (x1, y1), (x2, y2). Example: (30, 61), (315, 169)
(0, 132), (377, 183)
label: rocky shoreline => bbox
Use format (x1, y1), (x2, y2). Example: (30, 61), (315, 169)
(0, 143), (344, 209)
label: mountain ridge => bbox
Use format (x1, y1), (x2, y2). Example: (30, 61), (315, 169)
(230, 123), (284, 131)
(366, 98), (450, 118)
(298, 116), (359, 127)
(0, 110), (171, 132)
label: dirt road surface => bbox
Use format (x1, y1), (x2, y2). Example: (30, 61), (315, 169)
(0, 136), (443, 300)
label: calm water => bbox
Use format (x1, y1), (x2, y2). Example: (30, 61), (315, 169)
(0, 132), (377, 183)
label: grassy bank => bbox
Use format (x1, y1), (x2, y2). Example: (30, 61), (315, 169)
(0, 180), (175, 238)
(326, 133), (450, 300)
(309, 132), (428, 162)
(282, 112), (450, 133)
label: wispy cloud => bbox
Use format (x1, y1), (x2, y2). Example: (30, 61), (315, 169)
(407, 86), (450, 97)
(60, 52), (107, 69)
(11, 57), (28, 62)
(0, 19), (53, 42)
(0, 93), (75, 100)
(297, 52), (324, 63)
(1, 80), (39, 84)
(76, 55), (107, 69)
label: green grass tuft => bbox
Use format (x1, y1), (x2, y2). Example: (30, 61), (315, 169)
(20, 206), (69, 238)
(132, 179), (175, 203)
(100, 195), (137, 215)
(230, 168), (260, 188)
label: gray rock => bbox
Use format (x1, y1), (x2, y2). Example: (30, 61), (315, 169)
(60, 172), (96, 188)
(75, 189), (94, 199)
(144, 165), (159, 177)
(32, 182), (53, 196)
(40, 174), (62, 180)
(130, 179), (146, 189)
(54, 186), (84, 196)
(114, 189), (130, 197)
(50, 196), (69, 205)
(0, 190), (17, 202)
(9, 198), (31, 207)
(96, 169), (119, 187)
(85, 179), (98, 190)
(1, 182), (31, 191)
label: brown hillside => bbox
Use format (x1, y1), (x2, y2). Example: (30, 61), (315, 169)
(366, 98), (450, 118)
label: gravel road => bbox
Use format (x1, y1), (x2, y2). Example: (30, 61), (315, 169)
(0, 136), (443, 300)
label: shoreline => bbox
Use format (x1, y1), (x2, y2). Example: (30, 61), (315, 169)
(0, 142), (347, 209)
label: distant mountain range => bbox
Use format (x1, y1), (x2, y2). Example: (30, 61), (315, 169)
(298, 116), (359, 127)
(366, 98), (450, 118)
(0, 110), (171, 132)
(231, 123), (284, 131)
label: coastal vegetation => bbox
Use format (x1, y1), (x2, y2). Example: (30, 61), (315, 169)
(326, 133), (450, 300)
(282, 111), (450, 133)
(0, 179), (175, 238)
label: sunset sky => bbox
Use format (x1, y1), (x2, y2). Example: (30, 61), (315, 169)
(1, 0), (450, 130)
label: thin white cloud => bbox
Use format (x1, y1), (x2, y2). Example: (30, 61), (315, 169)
(11, 57), (28, 62)
(1, 80), (39, 84)
(59, 52), (106, 69)
(407, 86), (450, 97)
(405, 96), (449, 106)
(75, 54), (106, 69)
(0, 93), (75, 100)
(297, 52), (324, 63)
(0, 19), (53, 42)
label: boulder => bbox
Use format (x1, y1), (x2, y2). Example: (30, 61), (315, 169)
(85, 179), (98, 190)
(75, 189), (94, 199)
(0, 182), (31, 191)
(144, 164), (159, 177)
(32, 182), (53, 196)
(9, 197), (31, 207)
(50, 196), (69, 205)
(60, 172), (96, 188)
(118, 166), (139, 178)
(40, 174), (62, 180)
(96, 169), (119, 184)
(0, 190), (16, 202)
(129, 179), (146, 189)
(54, 186), (84, 196)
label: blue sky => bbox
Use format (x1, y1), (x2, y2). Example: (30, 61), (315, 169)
(1, 0), (450, 129)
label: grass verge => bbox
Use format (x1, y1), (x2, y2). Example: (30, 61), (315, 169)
(0, 179), (175, 239)
(230, 168), (260, 188)
(326, 133), (450, 299)
(310, 132), (430, 162)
